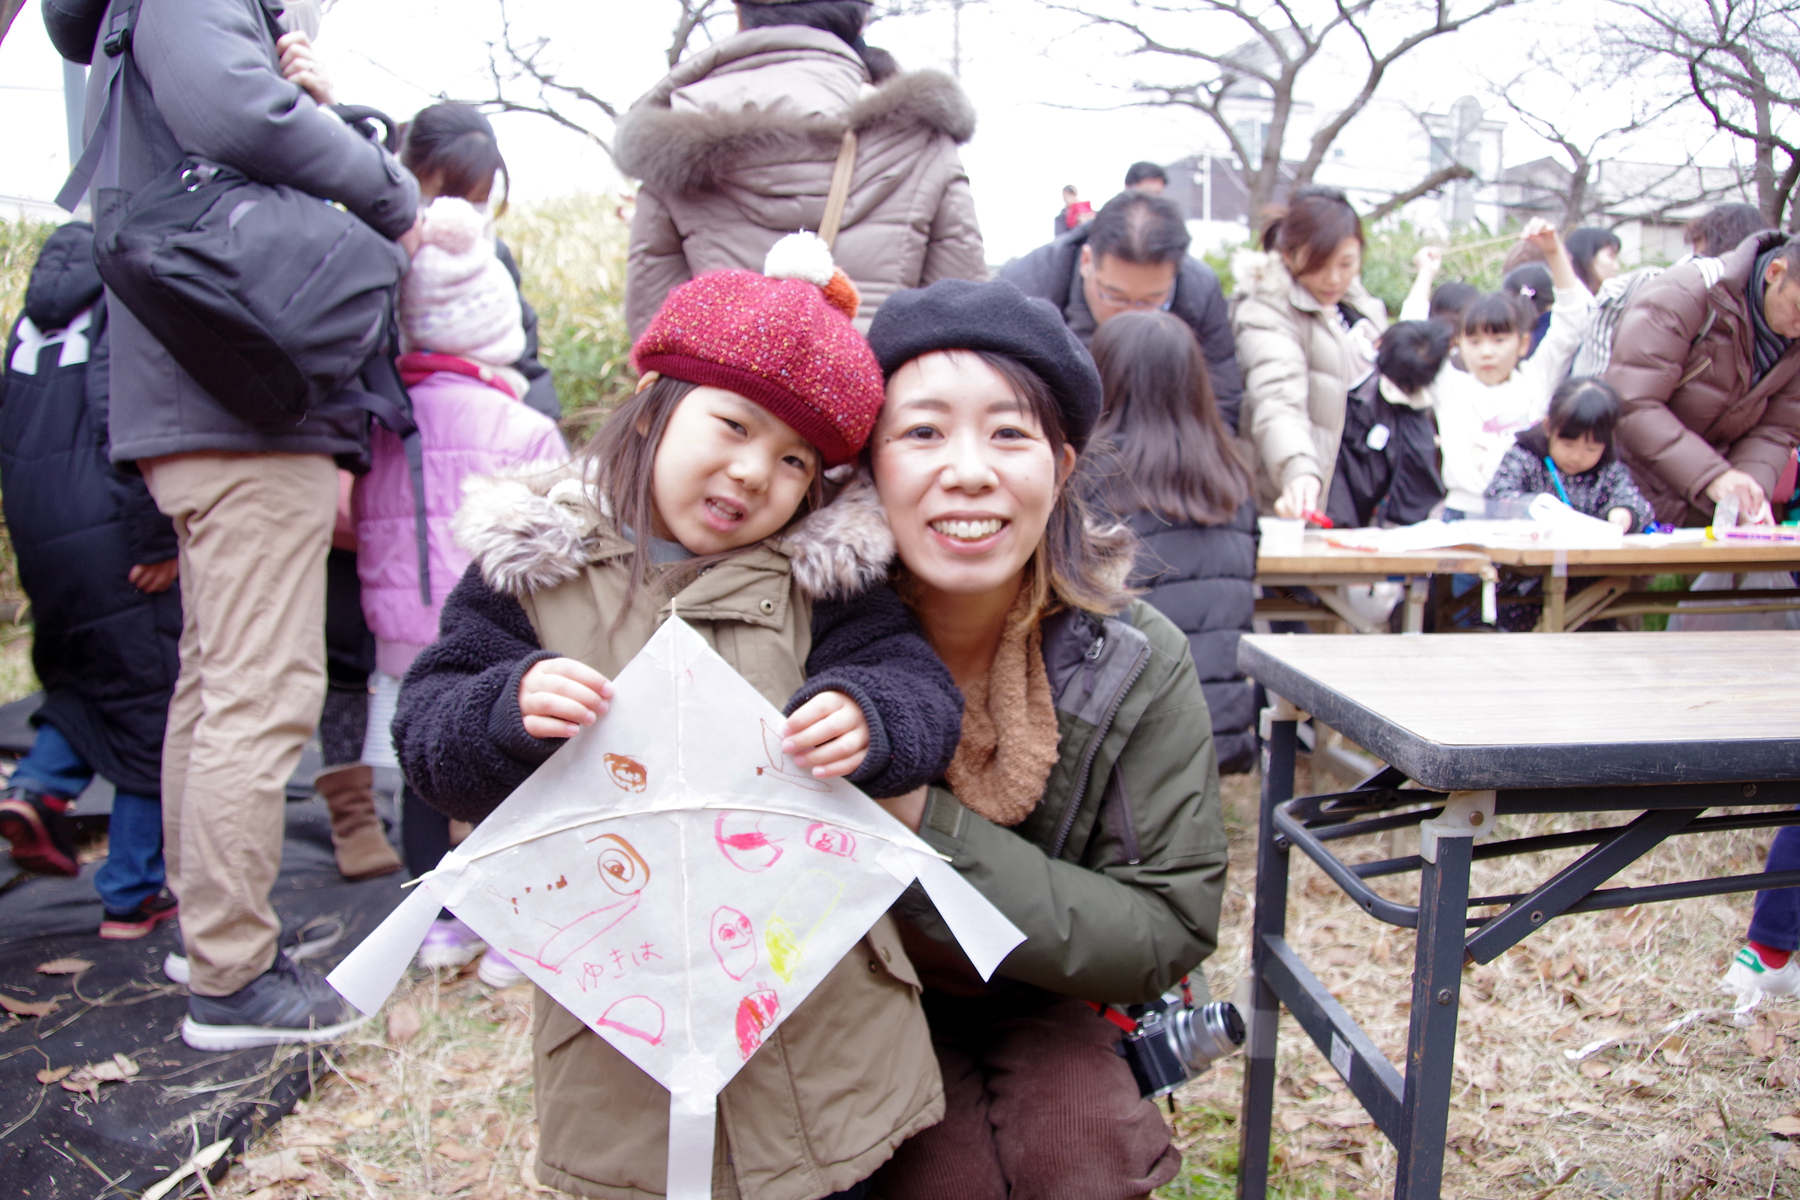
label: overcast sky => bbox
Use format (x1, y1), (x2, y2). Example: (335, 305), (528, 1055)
(0, 0), (1746, 262)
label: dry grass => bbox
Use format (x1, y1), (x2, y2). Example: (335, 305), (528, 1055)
(208, 764), (1800, 1200)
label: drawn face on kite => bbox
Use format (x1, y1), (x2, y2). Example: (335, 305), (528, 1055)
(714, 811), (783, 872)
(594, 835), (651, 895)
(604, 753), (648, 793)
(804, 823), (856, 858)
(711, 906), (756, 980)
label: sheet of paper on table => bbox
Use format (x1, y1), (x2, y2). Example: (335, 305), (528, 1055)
(328, 618), (1024, 1200)
(1326, 498), (1628, 554)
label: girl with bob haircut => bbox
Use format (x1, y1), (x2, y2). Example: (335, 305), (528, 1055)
(1088, 310), (1259, 773)
(860, 278), (1229, 1198)
(392, 237), (968, 1199)
(1232, 186), (1387, 518)
(1565, 226), (1624, 295)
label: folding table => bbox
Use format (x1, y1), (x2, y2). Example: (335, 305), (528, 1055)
(1235, 631), (1800, 1199)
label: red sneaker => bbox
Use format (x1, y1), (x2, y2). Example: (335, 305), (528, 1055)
(0, 787), (78, 876)
(100, 891), (179, 940)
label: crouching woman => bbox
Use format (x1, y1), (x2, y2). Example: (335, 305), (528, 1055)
(860, 279), (1230, 1199)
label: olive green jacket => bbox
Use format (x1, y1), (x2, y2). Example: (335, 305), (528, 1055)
(908, 600), (1230, 1005)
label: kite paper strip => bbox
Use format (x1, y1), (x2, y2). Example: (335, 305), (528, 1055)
(330, 617), (1024, 1200)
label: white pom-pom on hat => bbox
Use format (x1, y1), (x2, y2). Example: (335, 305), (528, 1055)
(763, 231), (837, 286)
(419, 196), (483, 255)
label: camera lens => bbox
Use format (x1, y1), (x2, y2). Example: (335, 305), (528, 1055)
(1169, 1001), (1246, 1074)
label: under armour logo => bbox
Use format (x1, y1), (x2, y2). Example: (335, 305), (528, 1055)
(9, 308), (93, 375)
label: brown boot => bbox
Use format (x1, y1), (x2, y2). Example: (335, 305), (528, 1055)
(315, 763), (402, 880)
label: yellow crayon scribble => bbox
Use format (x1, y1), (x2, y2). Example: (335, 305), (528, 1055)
(763, 869), (844, 983)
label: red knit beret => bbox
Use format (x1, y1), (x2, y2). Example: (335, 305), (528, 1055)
(630, 239), (884, 468)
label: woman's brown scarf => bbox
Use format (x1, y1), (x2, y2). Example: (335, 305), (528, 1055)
(944, 592), (1061, 826)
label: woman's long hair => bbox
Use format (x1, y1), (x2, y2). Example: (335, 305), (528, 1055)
(1087, 311), (1252, 527)
(401, 103), (512, 215)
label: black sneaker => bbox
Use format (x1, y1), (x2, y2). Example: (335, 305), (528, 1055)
(100, 891), (179, 940)
(181, 952), (366, 1050)
(0, 786), (79, 876)
(164, 916), (343, 986)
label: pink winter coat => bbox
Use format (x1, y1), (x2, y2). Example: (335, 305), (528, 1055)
(355, 358), (566, 669)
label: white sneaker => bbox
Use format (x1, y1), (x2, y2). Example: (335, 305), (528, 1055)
(1722, 946), (1800, 998)
(477, 948), (525, 988)
(164, 918), (345, 986)
(417, 917), (487, 970)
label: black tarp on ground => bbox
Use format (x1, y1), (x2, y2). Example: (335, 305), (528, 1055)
(0, 790), (406, 1198)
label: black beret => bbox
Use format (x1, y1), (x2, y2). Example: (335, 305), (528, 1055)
(866, 278), (1103, 447)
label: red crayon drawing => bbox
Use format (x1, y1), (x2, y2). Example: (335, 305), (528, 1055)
(597, 995), (665, 1045)
(714, 811), (783, 872)
(510, 835), (652, 973)
(804, 823), (856, 858)
(711, 906), (757, 980)
(735, 988), (780, 1060)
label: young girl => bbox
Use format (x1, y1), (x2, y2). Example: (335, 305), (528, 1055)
(1484, 377), (1654, 531)
(347, 192), (568, 982)
(1088, 310), (1258, 772)
(392, 238), (961, 1199)
(1430, 219), (1595, 517)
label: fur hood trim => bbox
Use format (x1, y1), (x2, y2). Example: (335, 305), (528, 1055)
(451, 464), (895, 602)
(1230, 248), (1294, 303)
(615, 69), (976, 195)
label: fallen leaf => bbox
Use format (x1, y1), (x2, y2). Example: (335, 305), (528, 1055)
(1470, 1071), (1501, 1090)
(35, 1065), (72, 1084)
(244, 1149), (312, 1185)
(1766, 1115), (1800, 1138)
(341, 1110), (377, 1129)
(1323, 1108), (1373, 1127)
(1749, 1027), (1778, 1056)
(1277, 1111), (1310, 1132)
(140, 1137), (231, 1200)
(1599, 996), (1624, 1018)
(0, 993), (59, 1018)
(35, 958), (94, 975)
(1580, 1062), (1612, 1080)
(387, 1000), (422, 1046)
(60, 1053), (141, 1099)
(437, 1141), (479, 1163)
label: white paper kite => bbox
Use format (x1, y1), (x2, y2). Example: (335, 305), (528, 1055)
(330, 617), (1024, 1200)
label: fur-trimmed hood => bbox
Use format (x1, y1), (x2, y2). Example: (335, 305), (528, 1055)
(451, 463), (895, 602)
(615, 26), (976, 195)
(1231, 248), (1301, 308)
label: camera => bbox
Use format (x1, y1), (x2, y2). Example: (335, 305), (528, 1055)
(1111, 984), (1245, 1099)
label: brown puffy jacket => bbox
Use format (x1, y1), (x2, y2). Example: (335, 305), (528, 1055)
(616, 26), (987, 339)
(1605, 230), (1800, 526)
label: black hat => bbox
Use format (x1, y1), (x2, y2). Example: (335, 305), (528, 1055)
(866, 278), (1103, 447)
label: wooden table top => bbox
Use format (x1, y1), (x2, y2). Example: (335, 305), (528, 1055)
(1257, 536), (1491, 577)
(1480, 537), (1800, 571)
(1239, 631), (1800, 790)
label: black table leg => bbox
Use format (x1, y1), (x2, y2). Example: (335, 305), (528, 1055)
(1238, 710), (1298, 1200)
(1393, 829), (1473, 1198)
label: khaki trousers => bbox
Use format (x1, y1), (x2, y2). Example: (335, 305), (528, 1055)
(143, 451), (337, 996)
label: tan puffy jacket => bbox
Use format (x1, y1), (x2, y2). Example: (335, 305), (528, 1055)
(458, 472), (945, 1200)
(616, 26), (987, 339)
(1605, 230), (1800, 526)
(1229, 250), (1387, 512)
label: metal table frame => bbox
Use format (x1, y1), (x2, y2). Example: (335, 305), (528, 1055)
(1237, 690), (1800, 1199)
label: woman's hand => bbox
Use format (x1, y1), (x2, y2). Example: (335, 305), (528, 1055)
(782, 690), (869, 779)
(1706, 469), (1772, 524)
(276, 31), (335, 107)
(1412, 245), (1443, 279)
(128, 559), (178, 594)
(1274, 474), (1321, 520)
(874, 785), (928, 833)
(1521, 218), (1580, 292)
(518, 657), (614, 739)
(1605, 507), (1635, 530)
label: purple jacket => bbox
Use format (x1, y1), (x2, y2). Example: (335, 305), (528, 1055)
(355, 364), (566, 658)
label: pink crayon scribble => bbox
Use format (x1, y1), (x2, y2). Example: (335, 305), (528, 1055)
(711, 906), (756, 980)
(735, 988), (780, 1060)
(804, 823), (856, 858)
(714, 811), (783, 872)
(510, 835), (652, 974)
(598, 995), (665, 1046)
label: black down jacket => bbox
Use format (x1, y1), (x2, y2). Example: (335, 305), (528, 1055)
(1, 224), (180, 797)
(1120, 503), (1259, 774)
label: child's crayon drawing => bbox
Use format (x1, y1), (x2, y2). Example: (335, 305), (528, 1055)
(714, 811), (783, 872)
(734, 988), (780, 1060)
(804, 823), (856, 859)
(598, 995), (665, 1046)
(711, 906), (757, 980)
(755, 720), (830, 792)
(511, 835), (652, 973)
(764, 869), (844, 983)
(592, 833), (652, 894)
(604, 753), (649, 793)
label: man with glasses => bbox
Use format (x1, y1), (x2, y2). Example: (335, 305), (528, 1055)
(1000, 190), (1244, 431)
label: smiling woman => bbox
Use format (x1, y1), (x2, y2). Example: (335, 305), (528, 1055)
(861, 278), (1230, 1200)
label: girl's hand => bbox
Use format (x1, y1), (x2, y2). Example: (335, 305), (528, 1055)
(781, 690), (869, 779)
(1519, 217), (1560, 257)
(276, 31), (335, 107)
(1605, 507), (1635, 530)
(1412, 245), (1443, 277)
(518, 657), (614, 739)
(128, 558), (178, 594)
(1274, 475), (1321, 520)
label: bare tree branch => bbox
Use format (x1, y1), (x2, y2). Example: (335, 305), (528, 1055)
(1364, 162), (1473, 223)
(465, 0), (622, 154)
(666, 0), (733, 68)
